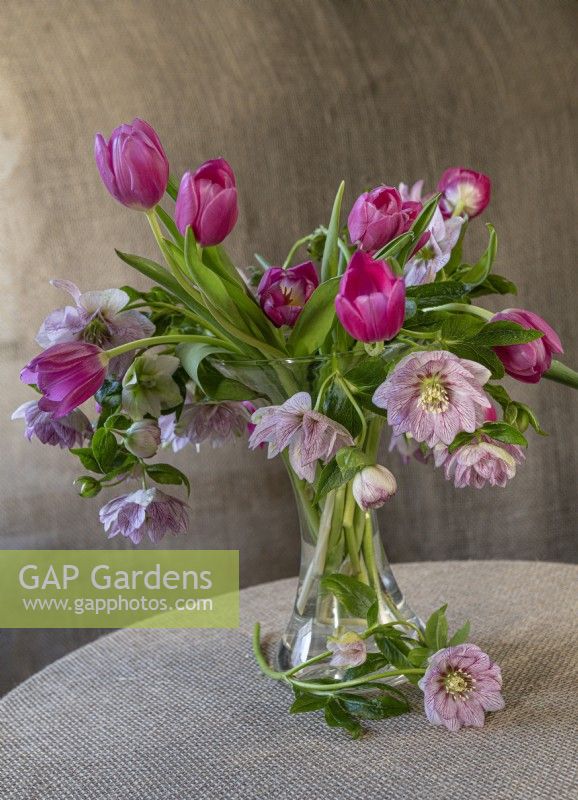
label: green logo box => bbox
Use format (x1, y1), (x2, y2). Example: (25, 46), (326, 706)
(0, 550), (239, 629)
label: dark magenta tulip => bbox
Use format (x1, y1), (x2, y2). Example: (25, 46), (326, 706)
(175, 158), (238, 246)
(437, 167), (491, 219)
(94, 118), (169, 210)
(492, 309), (563, 383)
(21, 342), (108, 418)
(257, 261), (319, 327)
(348, 186), (421, 252)
(335, 251), (405, 342)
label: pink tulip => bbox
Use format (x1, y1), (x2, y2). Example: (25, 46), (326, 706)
(175, 158), (238, 245)
(335, 251), (405, 342)
(437, 167), (491, 219)
(94, 118), (169, 210)
(257, 261), (319, 327)
(491, 309), (563, 383)
(21, 342), (108, 418)
(348, 185), (420, 252)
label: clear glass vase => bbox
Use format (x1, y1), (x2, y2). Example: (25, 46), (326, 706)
(212, 350), (421, 680)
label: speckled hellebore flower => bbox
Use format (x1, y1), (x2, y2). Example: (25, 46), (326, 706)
(99, 488), (189, 545)
(335, 251), (406, 343)
(491, 309), (563, 384)
(123, 419), (161, 459)
(352, 464), (397, 510)
(433, 436), (526, 489)
(94, 118), (169, 210)
(348, 185), (421, 253)
(389, 433), (432, 465)
(248, 392), (354, 483)
(373, 351), (492, 447)
(257, 262), (319, 327)
(20, 342), (108, 419)
(11, 400), (92, 448)
(121, 352), (182, 419)
(160, 401), (252, 451)
(175, 158), (238, 246)
(437, 167), (491, 219)
(419, 644), (505, 731)
(36, 281), (154, 377)
(403, 208), (464, 286)
(327, 632), (367, 668)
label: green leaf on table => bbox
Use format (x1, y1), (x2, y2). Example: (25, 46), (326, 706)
(459, 224), (497, 289)
(287, 277), (341, 356)
(339, 691), (410, 720)
(471, 321), (543, 347)
(479, 422), (528, 446)
(448, 620), (471, 646)
(145, 463), (191, 494)
(375, 634), (412, 670)
(469, 273), (518, 298)
(424, 605), (449, 651)
(324, 699), (363, 739)
(342, 652), (389, 681)
(320, 574), (377, 619)
(289, 691), (328, 714)
(91, 428), (118, 473)
(407, 646), (431, 667)
(320, 181), (345, 282)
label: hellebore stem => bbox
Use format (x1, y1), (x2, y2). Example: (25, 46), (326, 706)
(424, 303), (493, 321)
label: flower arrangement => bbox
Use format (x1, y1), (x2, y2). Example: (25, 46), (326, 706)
(15, 118), (577, 737)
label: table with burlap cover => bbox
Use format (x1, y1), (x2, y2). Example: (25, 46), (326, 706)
(0, 561), (576, 799)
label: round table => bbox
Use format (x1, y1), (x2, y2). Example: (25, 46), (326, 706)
(0, 561), (576, 800)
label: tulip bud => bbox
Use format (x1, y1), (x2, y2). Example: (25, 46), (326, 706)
(257, 262), (319, 327)
(123, 419), (161, 459)
(335, 251), (405, 343)
(437, 167), (491, 219)
(327, 632), (367, 668)
(348, 185), (420, 252)
(94, 118), (169, 210)
(352, 464), (397, 510)
(175, 158), (238, 246)
(491, 309), (563, 384)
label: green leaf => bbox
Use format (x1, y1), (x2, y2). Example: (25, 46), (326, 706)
(472, 321), (543, 347)
(375, 635), (412, 669)
(406, 281), (466, 308)
(70, 447), (101, 473)
(459, 224), (497, 288)
(339, 691), (409, 720)
(407, 646), (431, 667)
(335, 447), (372, 473)
(287, 276), (341, 356)
(315, 460), (347, 503)
(155, 206), (184, 247)
(91, 428), (118, 473)
(448, 341), (505, 379)
(343, 359), (390, 394)
(177, 342), (232, 386)
(321, 182), (345, 282)
(321, 381), (362, 437)
(289, 692), (328, 714)
(441, 315), (485, 342)
(469, 273), (517, 298)
(424, 605), (449, 651)
(480, 422), (528, 446)
(74, 475), (102, 498)
(196, 362), (260, 402)
(373, 230), (415, 261)
(398, 193), (441, 265)
(484, 383), (512, 410)
(115, 249), (200, 312)
(343, 652), (388, 681)
(145, 463), (191, 494)
(324, 700), (363, 738)
(447, 431), (476, 454)
(512, 402), (547, 436)
(202, 245), (246, 290)
(320, 574), (377, 619)
(448, 620), (471, 646)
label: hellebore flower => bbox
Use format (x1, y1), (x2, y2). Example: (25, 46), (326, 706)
(94, 118), (169, 210)
(160, 401), (252, 452)
(403, 208), (464, 286)
(99, 487), (189, 545)
(373, 351), (492, 447)
(123, 419), (161, 459)
(437, 167), (491, 219)
(327, 632), (367, 668)
(36, 281), (154, 377)
(248, 392), (354, 483)
(175, 158), (238, 245)
(335, 251), (405, 343)
(491, 309), (563, 384)
(348, 185), (421, 252)
(434, 435), (525, 489)
(12, 400), (92, 448)
(352, 464), (397, 510)
(122, 352), (182, 418)
(21, 342), (108, 419)
(418, 643), (505, 731)
(257, 261), (319, 327)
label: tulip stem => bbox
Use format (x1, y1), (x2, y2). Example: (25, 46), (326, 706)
(544, 360), (578, 389)
(283, 235), (312, 269)
(399, 328), (439, 341)
(424, 303), (493, 320)
(105, 334), (241, 360)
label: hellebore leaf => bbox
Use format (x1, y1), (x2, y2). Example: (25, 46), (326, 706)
(469, 273), (518, 298)
(145, 463), (191, 494)
(323, 700), (363, 739)
(448, 620), (471, 646)
(320, 574), (377, 619)
(91, 428), (118, 474)
(470, 320), (543, 347)
(480, 422), (528, 446)
(406, 280), (466, 308)
(424, 605), (449, 651)
(289, 691), (329, 714)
